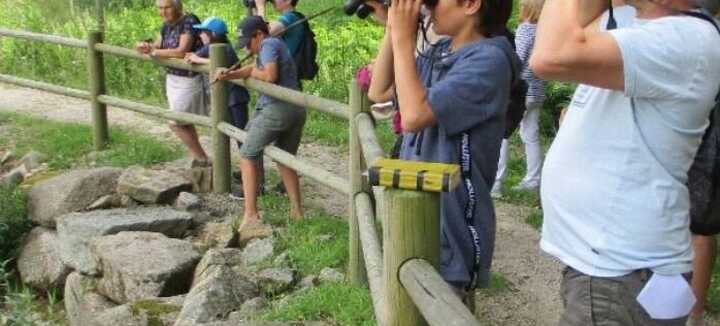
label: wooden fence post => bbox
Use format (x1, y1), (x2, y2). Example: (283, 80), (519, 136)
(87, 31), (109, 151)
(95, 0), (105, 33)
(210, 44), (231, 194)
(384, 189), (441, 326)
(348, 81), (368, 285)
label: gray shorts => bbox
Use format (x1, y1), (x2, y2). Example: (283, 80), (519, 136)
(559, 267), (690, 326)
(239, 102), (306, 160)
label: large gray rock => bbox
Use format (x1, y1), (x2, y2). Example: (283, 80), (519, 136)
(174, 249), (258, 326)
(19, 150), (47, 171)
(256, 268), (296, 296)
(58, 207), (193, 275)
(64, 272), (116, 326)
(17, 227), (72, 291)
(116, 167), (192, 204)
(242, 238), (274, 266)
(85, 194), (122, 211)
(92, 232), (201, 304)
(28, 167), (123, 227)
(94, 296), (185, 326)
(318, 267), (344, 283)
(193, 222), (237, 252)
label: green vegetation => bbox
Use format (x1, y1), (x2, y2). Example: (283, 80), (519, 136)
(477, 272), (511, 297)
(0, 112), (182, 170)
(0, 185), (31, 264)
(260, 283), (374, 326)
(0, 257), (67, 326)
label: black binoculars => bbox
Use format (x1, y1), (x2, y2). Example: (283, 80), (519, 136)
(343, 0), (438, 19)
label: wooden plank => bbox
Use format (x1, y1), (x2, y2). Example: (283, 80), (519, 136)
(354, 192), (386, 325)
(97, 95), (212, 127)
(348, 80), (367, 286)
(399, 259), (480, 326)
(210, 44), (231, 194)
(94, 43), (210, 73)
(229, 78), (350, 120)
(87, 31), (109, 150)
(0, 28), (86, 48)
(383, 189), (440, 326)
(0, 73), (90, 100)
(355, 113), (385, 166)
(216, 122), (350, 194)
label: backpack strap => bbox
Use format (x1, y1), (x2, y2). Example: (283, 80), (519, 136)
(607, 0), (618, 30)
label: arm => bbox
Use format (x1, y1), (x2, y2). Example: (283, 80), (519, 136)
(367, 30), (396, 103)
(153, 32), (195, 58)
(391, 0), (435, 132)
(185, 53), (210, 64)
(250, 62), (278, 83)
(530, 0), (624, 90)
(269, 21), (284, 36)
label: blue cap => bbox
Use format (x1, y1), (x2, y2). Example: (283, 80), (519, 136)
(193, 17), (228, 35)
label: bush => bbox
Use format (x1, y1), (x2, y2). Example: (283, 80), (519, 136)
(0, 185), (31, 264)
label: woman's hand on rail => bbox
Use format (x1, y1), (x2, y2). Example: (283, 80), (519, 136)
(184, 53), (208, 65)
(135, 41), (152, 55)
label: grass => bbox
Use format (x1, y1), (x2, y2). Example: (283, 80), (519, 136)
(0, 185), (31, 264)
(0, 261), (67, 326)
(477, 272), (511, 297)
(0, 112), (182, 170)
(260, 283), (374, 326)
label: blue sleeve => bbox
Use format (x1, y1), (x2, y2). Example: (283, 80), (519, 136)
(258, 39), (281, 67)
(428, 46), (511, 136)
(195, 45), (210, 58)
(278, 12), (299, 28)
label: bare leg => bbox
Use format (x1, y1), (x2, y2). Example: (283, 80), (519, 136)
(170, 124), (208, 161)
(240, 157), (261, 224)
(689, 235), (717, 322)
(276, 163), (303, 220)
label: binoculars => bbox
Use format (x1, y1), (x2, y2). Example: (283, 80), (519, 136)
(343, 0), (438, 19)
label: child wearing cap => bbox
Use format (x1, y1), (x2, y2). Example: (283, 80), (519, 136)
(186, 17), (251, 158)
(217, 16), (305, 233)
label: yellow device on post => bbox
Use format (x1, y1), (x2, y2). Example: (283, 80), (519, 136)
(367, 159), (460, 193)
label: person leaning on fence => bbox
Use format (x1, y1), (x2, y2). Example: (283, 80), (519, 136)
(216, 16), (306, 231)
(531, 0), (720, 325)
(135, 0), (210, 166)
(368, 0), (516, 300)
(185, 17), (252, 159)
(492, 0), (547, 199)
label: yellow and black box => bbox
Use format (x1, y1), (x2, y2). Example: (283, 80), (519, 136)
(367, 159), (460, 193)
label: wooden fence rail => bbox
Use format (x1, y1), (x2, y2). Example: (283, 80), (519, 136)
(1, 18), (483, 325)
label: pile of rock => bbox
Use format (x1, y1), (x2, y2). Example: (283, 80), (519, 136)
(16, 164), (343, 326)
(0, 150), (48, 187)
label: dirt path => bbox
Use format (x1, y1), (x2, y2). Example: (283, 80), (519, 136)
(0, 82), (630, 326)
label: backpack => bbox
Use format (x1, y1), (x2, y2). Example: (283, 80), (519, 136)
(499, 31), (529, 139)
(290, 12), (319, 81)
(684, 11), (720, 236)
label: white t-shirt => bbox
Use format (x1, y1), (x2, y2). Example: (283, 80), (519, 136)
(541, 12), (720, 277)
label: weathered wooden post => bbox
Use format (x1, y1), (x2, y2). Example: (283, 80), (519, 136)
(87, 30), (109, 151)
(348, 80), (368, 285)
(383, 189), (440, 326)
(95, 0), (105, 33)
(210, 44), (231, 193)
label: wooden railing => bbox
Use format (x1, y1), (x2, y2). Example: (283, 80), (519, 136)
(0, 18), (481, 326)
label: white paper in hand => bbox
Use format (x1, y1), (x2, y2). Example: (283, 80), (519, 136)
(636, 273), (696, 320)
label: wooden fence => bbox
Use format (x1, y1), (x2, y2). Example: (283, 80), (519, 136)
(0, 12), (481, 325)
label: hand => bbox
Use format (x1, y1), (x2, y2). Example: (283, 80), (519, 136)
(389, 0), (421, 45)
(214, 68), (231, 82)
(366, 1), (389, 25)
(236, 66), (253, 79)
(184, 53), (199, 64)
(135, 41), (152, 54)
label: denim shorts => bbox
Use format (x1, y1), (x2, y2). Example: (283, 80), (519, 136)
(239, 102), (306, 160)
(559, 267), (690, 326)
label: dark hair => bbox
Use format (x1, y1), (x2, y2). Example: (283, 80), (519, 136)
(474, 0), (514, 37)
(291, 0), (299, 6)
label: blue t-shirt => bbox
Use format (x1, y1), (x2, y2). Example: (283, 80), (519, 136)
(399, 37), (515, 288)
(256, 37), (299, 107)
(195, 44), (250, 106)
(278, 11), (305, 56)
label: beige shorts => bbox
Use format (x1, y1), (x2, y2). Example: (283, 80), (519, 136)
(166, 74), (209, 125)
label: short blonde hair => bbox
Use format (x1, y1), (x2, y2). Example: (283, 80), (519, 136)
(520, 0), (544, 23)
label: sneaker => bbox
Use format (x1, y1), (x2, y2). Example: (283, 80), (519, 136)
(229, 188), (244, 200)
(491, 182), (503, 199)
(512, 180), (540, 191)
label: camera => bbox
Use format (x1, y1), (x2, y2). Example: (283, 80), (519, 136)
(343, 0), (438, 19)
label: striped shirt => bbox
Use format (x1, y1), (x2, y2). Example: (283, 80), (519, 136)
(515, 23), (546, 102)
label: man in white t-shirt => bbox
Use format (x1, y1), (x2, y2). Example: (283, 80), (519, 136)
(531, 0), (720, 325)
